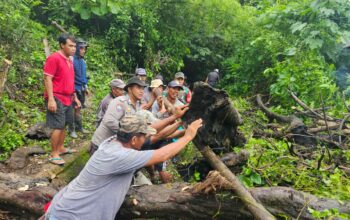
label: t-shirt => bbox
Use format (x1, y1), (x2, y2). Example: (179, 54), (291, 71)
(49, 138), (154, 220)
(43, 52), (75, 106)
(92, 94), (141, 146)
(207, 71), (220, 87)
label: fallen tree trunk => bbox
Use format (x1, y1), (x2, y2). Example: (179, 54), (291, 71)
(120, 183), (350, 220)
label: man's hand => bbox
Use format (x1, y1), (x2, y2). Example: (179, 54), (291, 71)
(75, 98), (81, 109)
(48, 98), (57, 113)
(173, 104), (189, 118)
(184, 118), (203, 139)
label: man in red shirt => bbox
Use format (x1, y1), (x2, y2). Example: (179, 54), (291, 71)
(43, 34), (81, 165)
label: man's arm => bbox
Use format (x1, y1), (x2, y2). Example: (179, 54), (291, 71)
(145, 119), (202, 166)
(44, 75), (57, 113)
(150, 105), (189, 131)
(165, 129), (185, 139)
(150, 120), (182, 144)
(104, 99), (125, 132)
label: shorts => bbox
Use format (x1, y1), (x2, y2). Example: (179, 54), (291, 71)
(46, 98), (73, 130)
(75, 90), (86, 108)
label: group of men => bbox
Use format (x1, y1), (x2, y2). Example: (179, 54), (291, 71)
(42, 34), (218, 219)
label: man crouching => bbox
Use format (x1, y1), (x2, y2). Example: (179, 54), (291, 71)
(44, 114), (202, 220)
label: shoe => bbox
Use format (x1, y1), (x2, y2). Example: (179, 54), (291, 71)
(60, 148), (78, 155)
(48, 157), (65, 166)
(79, 128), (89, 134)
(70, 131), (78, 138)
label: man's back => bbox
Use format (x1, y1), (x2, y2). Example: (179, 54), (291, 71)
(49, 139), (153, 220)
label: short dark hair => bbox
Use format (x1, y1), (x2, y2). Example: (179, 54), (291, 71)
(116, 130), (144, 143)
(58, 34), (76, 47)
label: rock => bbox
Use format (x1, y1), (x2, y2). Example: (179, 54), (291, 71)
(26, 122), (52, 140)
(7, 146), (46, 170)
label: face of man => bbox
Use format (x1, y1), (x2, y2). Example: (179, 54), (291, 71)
(167, 87), (180, 100)
(138, 75), (147, 82)
(128, 84), (145, 100)
(79, 46), (86, 57)
(130, 134), (146, 150)
(112, 87), (124, 97)
(176, 77), (184, 86)
(60, 39), (76, 57)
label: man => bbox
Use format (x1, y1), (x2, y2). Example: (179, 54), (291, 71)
(96, 79), (126, 127)
(135, 68), (147, 82)
(90, 77), (187, 155)
(69, 39), (89, 138)
(205, 68), (220, 87)
(141, 79), (165, 110)
(43, 34), (80, 165)
(44, 115), (203, 220)
(152, 80), (184, 119)
(174, 72), (191, 104)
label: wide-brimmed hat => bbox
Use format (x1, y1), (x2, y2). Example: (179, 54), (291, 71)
(124, 76), (148, 91)
(168, 80), (183, 90)
(109, 79), (125, 89)
(150, 79), (164, 88)
(119, 114), (157, 135)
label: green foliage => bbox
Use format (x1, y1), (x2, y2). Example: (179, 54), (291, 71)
(308, 207), (350, 220)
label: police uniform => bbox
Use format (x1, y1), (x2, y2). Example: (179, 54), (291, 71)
(90, 94), (141, 154)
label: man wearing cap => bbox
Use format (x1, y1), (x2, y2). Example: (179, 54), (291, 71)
(68, 38), (89, 138)
(44, 114), (202, 220)
(135, 68), (147, 82)
(152, 80), (184, 119)
(90, 77), (188, 155)
(96, 79), (126, 127)
(141, 79), (165, 110)
(205, 69), (220, 88)
(174, 72), (192, 104)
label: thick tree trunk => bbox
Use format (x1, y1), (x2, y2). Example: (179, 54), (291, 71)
(119, 183), (350, 220)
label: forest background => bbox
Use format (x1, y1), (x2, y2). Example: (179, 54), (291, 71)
(1, 0), (350, 218)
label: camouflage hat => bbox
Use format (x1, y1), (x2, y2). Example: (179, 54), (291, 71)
(119, 114), (157, 135)
(109, 79), (126, 89)
(136, 110), (159, 124)
(174, 72), (185, 79)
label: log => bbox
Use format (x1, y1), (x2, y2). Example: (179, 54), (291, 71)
(0, 59), (12, 97)
(120, 183), (350, 220)
(183, 82), (245, 152)
(51, 21), (68, 34)
(43, 39), (51, 58)
(197, 146), (275, 220)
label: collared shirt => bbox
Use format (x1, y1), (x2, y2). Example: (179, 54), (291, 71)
(43, 52), (75, 106)
(92, 94), (141, 146)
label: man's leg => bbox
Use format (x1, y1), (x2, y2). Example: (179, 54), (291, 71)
(50, 129), (64, 158)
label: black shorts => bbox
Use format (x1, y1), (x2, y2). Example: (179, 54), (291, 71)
(46, 98), (73, 130)
(75, 90), (86, 108)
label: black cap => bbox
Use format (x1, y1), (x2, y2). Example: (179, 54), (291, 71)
(124, 76), (148, 91)
(168, 80), (183, 90)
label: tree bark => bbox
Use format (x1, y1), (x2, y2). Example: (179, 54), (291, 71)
(119, 183), (350, 220)
(0, 59), (12, 97)
(43, 39), (51, 58)
(197, 146), (276, 220)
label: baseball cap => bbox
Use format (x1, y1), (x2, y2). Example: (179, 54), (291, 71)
(124, 76), (148, 91)
(109, 79), (126, 89)
(214, 69), (219, 73)
(174, 72), (185, 79)
(168, 80), (183, 90)
(119, 114), (157, 135)
(150, 79), (164, 88)
(135, 68), (147, 76)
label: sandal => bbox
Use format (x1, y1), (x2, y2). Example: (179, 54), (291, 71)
(49, 157), (65, 166)
(60, 148), (77, 155)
